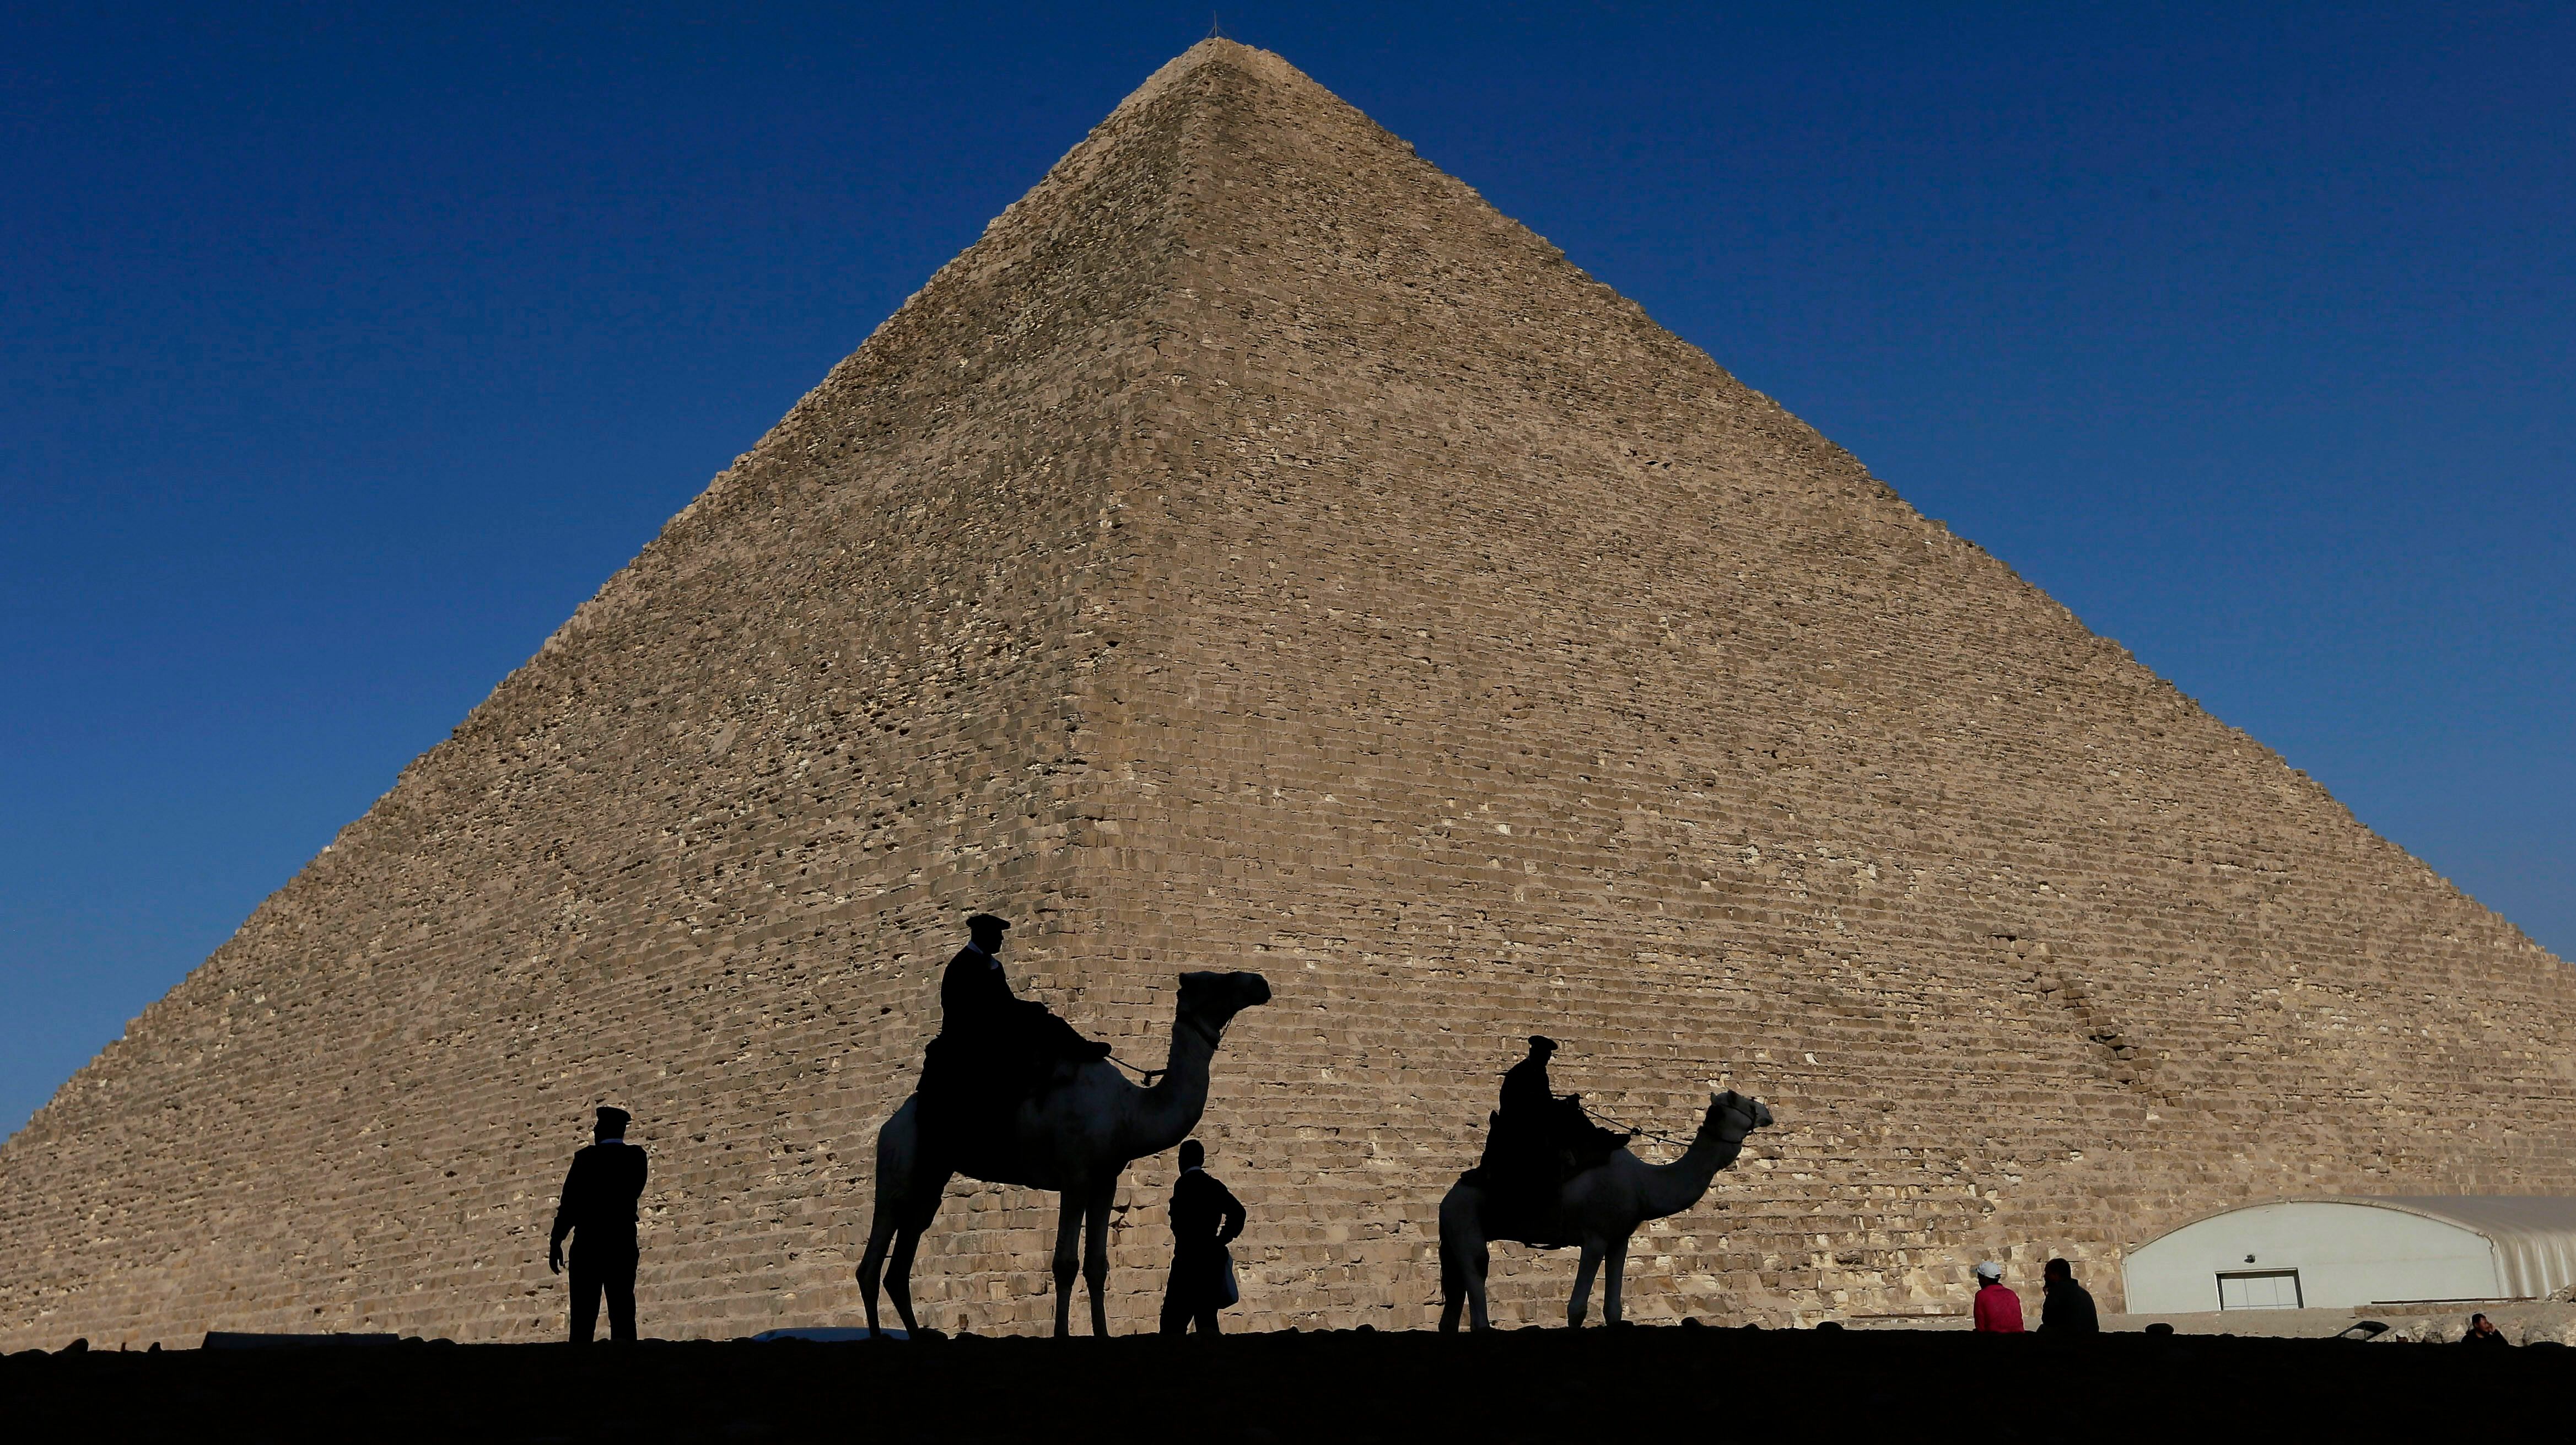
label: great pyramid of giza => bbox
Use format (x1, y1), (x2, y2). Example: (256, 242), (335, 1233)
(6, 41), (2569, 1347)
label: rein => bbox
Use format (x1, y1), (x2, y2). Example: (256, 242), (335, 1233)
(1585, 1105), (1700, 1150)
(1104, 1053), (1166, 1086)
(1103, 1013), (1222, 1087)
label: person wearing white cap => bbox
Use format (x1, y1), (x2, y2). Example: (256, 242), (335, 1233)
(1971, 1260), (2025, 1333)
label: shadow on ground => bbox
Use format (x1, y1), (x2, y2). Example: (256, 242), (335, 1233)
(6, 1324), (2557, 1442)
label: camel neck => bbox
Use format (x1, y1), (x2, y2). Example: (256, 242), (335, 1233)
(1130, 1006), (1221, 1156)
(1637, 1124), (1740, 1218)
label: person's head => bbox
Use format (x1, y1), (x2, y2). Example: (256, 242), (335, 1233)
(2470, 1312), (2493, 1333)
(1527, 1035), (1558, 1059)
(594, 1106), (630, 1142)
(1179, 1140), (1206, 1171)
(1974, 1261), (2003, 1288)
(2044, 1258), (2072, 1285)
(967, 913), (1011, 952)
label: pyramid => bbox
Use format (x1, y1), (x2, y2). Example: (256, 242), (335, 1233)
(5, 41), (2569, 1347)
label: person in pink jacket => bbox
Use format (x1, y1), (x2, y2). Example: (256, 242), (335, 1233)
(1971, 1261), (2025, 1332)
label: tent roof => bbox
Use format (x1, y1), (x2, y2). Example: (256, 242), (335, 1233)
(2137, 1195), (2576, 1299)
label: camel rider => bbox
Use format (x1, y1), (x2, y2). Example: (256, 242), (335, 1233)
(1496, 1036), (1630, 1174)
(1499, 1035), (1562, 1122)
(920, 914), (1109, 1138)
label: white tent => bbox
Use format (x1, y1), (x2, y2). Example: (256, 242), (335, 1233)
(2124, 1196), (2576, 1313)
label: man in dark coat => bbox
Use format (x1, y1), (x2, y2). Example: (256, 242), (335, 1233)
(1160, 1140), (1247, 1335)
(2038, 1257), (2099, 1334)
(1494, 1036), (1630, 1176)
(921, 913), (1109, 1139)
(1498, 1035), (1561, 1123)
(549, 1107), (648, 1343)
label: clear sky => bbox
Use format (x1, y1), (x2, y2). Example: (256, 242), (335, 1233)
(4, 2), (2568, 1136)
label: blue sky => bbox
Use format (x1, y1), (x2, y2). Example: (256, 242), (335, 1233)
(4, 2), (2568, 1135)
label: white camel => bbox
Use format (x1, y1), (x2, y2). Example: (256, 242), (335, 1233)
(1438, 1089), (1773, 1330)
(856, 969), (1271, 1338)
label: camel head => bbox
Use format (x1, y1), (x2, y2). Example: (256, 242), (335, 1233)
(1175, 970), (1272, 1038)
(1700, 1089), (1775, 1144)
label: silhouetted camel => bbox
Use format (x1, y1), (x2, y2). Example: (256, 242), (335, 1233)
(1438, 1090), (1772, 1330)
(857, 970), (1272, 1338)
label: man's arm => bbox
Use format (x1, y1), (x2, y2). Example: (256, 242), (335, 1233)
(549, 1155), (584, 1273)
(1214, 1181), (1247, 1247)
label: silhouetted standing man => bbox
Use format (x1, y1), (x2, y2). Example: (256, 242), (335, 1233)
(1160, 1140), (1246, 1335)
(550, 1106), (648, 1344)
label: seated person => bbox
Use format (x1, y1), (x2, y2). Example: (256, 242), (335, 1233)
(918, 913), (1109, 1137)
(1472, 1036), (1631, 1224)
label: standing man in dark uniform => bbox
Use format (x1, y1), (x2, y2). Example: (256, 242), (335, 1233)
(1160, 1139), (1247, 1335)
(549, 1106), (648, 1344)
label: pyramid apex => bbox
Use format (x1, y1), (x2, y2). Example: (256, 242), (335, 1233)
(1110, 35), (1318, 117)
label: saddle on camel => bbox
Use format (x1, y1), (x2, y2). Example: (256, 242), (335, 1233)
(1462, 1035), (1632, 1243)
(915, 914), (1112, 1147)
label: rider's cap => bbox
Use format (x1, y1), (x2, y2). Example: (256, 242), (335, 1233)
(966, 913), (1011, 932)
(1528, 1034), (1558, 1052)
(595, 1106), (630, 1133)
(1974, 1260), (2002, 1281)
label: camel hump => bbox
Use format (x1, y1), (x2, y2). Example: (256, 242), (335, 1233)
(915, 1006), (1110, 1149)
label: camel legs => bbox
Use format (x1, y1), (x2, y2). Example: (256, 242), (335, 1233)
(1601, 1233), (1630, 1325)
(1049, 1189), (1085, 1338)
(858, 1184), (947, 1338)
(856, 1214), (896, 1336)
(1082, 1178), (1115, 1338)
(1436, 1184), (1492, 1332)
(858, 1103), (950, 1338)
(858, 1172), (948, 1337)
(1569, 1238), (1604, 1328)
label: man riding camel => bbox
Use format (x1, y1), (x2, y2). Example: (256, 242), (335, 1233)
(918, 913), (1109, 1141)
(1499, 1036), (1631, 1163)
(1475, 1036), (1630, 1225)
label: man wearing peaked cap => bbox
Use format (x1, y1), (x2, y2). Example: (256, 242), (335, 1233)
(1483, 1035), (1630, 1213)
(921, 912), (1111, 1141)
(939, 914), (1017, 1025)
(548, 1106), (648, 1342)
(1499, 1037), (1559, 1120)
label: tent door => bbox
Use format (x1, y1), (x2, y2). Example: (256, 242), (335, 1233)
(2216, 1269), (2303, 1309)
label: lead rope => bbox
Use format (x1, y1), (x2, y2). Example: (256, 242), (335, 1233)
(1104, 1053), (1166, 1086)
(1582, 1106), (1697, 1150)
(1103, 1013), (1222, 1088)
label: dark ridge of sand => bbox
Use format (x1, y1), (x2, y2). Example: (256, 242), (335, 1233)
(4, 1325), (2552, 1442)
